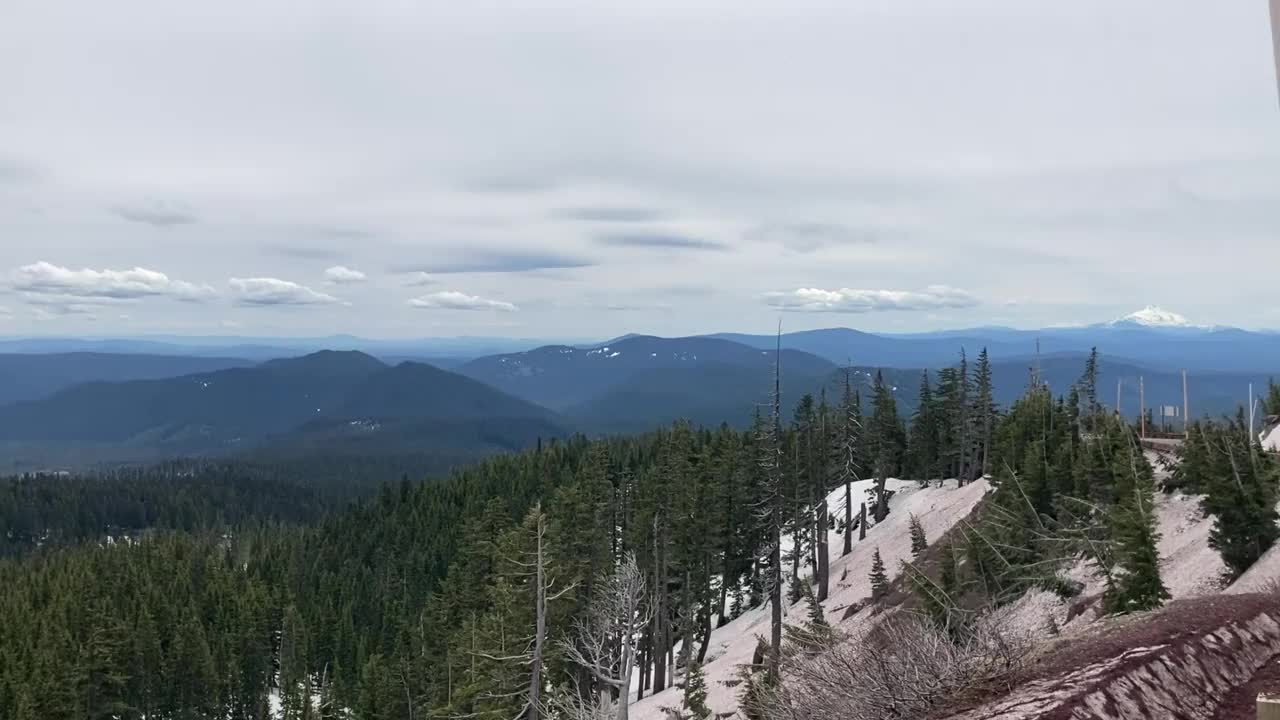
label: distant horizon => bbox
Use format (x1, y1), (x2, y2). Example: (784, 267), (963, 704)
(2, 305), (1277, 349)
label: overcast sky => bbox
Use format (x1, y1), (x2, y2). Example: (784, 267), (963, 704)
(2, 0), (1278, 339)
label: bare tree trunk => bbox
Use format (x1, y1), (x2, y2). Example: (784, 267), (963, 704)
(765, 326), (785, 684)
(528, 514), (547, 720)
(769, 511), (782, 684)
(636, 635), (648, 699)
(678, 570), (693, 677)
(717, 558), (730, 628)
(859, 502), (867, 541)
(652, 517), (667, 693)
(791, 525), (801, 582)
(873, 474), (888, 522)
(816, 498), (829, 601)
(843, 479), (853, 555)
(696, 601), (712, 664)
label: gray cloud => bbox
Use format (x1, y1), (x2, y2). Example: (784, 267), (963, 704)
(556, 207), (667, 222)
(310, 226), (374, 240)
(267, 245), (347, 261)
(399, 249), (595, 274)
(460, 176), (558, 194)
(1, 1), (1276, 335)
(228, 277), (339, 306)
(745, 222), (877, 253)
(596, 233), (728, 251)
(23, 296), (103, 317)
(11, 261), (215, 302)
(0, 156), (39, 184)
(408, 290), (518, 312)
(763, 285), (979, 313)
(111, 202), (197, 227)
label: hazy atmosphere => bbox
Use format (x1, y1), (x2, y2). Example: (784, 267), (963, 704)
(3, 0), (1278, 338)
(6, 5), (1280, 720)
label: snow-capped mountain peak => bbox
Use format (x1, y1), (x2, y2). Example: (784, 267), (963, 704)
(1110, 305), (1194, 328)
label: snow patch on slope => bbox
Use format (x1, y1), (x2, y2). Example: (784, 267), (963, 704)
(629, 477), (990, 720)
(1261, 423), (1280, 452)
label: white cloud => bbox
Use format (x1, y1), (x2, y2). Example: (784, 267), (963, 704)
(404, 272), (435, 287)
(323, 265), (367, 284)
(11, 261), (214, 302)
(763, 285), (978, 313)
(408, 291), (518, 312)
(229, 277), (340, 306)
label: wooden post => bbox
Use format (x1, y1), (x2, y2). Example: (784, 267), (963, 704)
(1116, 379), (1122, 416)
(1258, 692), (1280, 719)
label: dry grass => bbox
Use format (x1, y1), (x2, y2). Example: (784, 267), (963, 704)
(750, 611), (1029, 720)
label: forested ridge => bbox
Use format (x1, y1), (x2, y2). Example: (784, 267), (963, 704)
(0, 451), (497, 558)
(2, 350), (1279, 720)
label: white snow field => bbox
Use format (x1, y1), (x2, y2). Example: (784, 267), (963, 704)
(629, 477), (991, 719)
(628, 448), (1275, 719)
(1262, 423), (1280, 452)
(993, 445), (1272, 638)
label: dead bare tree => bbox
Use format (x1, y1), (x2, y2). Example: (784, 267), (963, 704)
(560, 552), (652, 720)
(755, 325), (787, 684)
(836, 366), (863, 557)
(753, 611), (1028, 720)
(478, 504), (576, 720)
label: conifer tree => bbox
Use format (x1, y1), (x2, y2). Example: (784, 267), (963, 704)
(1267, 379), (1280, 416)
(938, 541), (958, 599)
(909, 514), (928, 560)
(682, 661), (710, 720)
(1079, 347), (1100, 430)
(907, 371), (940, 483)
(973, 347), (996, 477)
(278, 604), (312, 720)
(954, 349), (975, 483)
(1168, 421), (1212, 494)
(79, 601), (131, 720)
(869, 547), (888, 601)
(784, 580), (834, 651)
(1104, 438), (1169, 614)
(869, 371), (904, 521)
(803, 582), (828, 630)
(1201, 418), (1280, 578)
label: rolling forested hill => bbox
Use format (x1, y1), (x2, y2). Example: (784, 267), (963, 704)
(0, 352), (253, 405)
(0, 351), (566, 468)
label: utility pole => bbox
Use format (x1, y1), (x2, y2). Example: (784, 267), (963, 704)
(1033, 338), (1041, 388)
(1182, 369), (1189, 437)
(1270, 0), (1280, 107)
(1139, 376), (1145, 438)
(1250, 383), (1257, 441)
